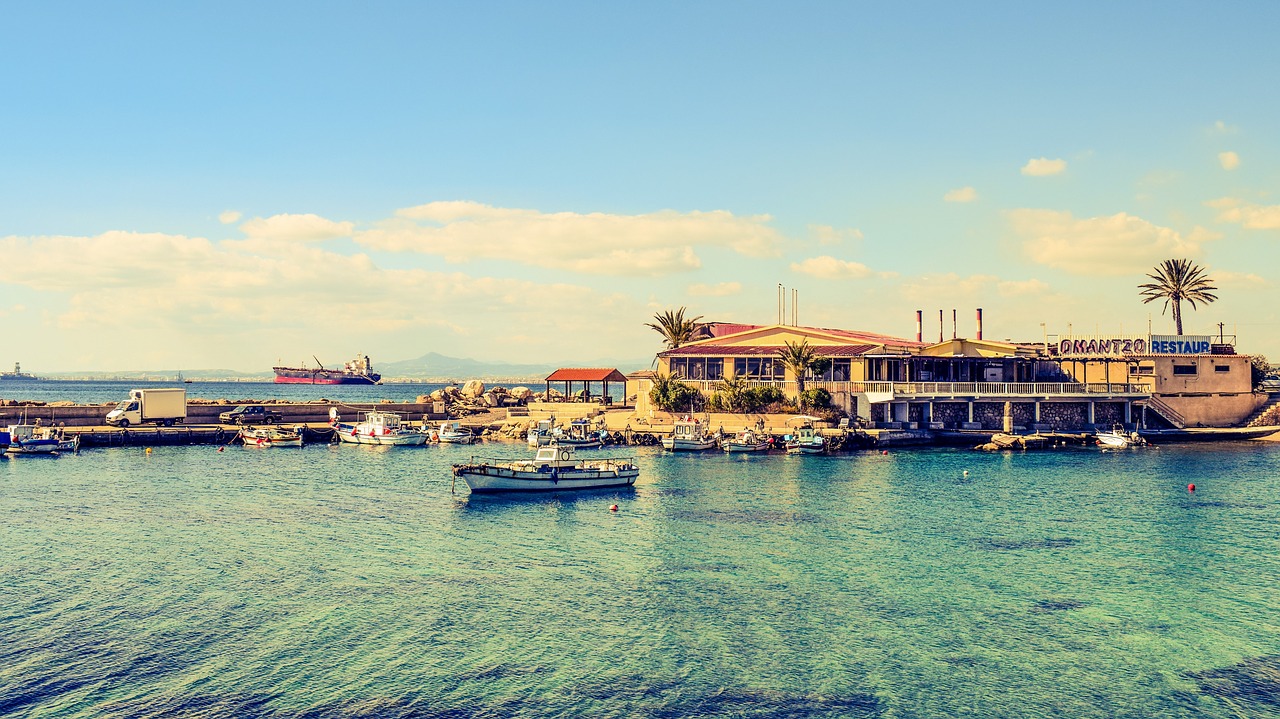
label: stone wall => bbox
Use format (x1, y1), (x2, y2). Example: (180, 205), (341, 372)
(931, 402), (968, 428)
(1038, 402), (1089, 430)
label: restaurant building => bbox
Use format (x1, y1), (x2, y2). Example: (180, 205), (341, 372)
(653, 319), (1265, 430)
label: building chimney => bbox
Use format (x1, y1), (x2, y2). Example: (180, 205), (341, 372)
(916, 310), (923, 342)
(938, 310), (944, 343)
(976, 308), (984, 341)
(952, 309), (957, 339)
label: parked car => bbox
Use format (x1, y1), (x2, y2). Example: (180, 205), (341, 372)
(218, 405), (284, 425)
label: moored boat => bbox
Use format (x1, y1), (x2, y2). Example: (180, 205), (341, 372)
(784, 416), (828, 454)
(1095, 424), (1146, 448)
(556, 418), (608, 448)
(432, 420), (477, 444)
(661, 417), (718, 451)
(335, 411), (427, 446)
(453, 445), (639, 493)
(721, 428), (772, 453)
(240, 425), (304, 447)
(527, 418), (557, 447)
(7, 423), (65, 454)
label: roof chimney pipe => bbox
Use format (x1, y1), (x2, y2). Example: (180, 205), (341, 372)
(915, 310), (923, 342)
(976, 308), (984, 341)
(952, 309), (957, 339)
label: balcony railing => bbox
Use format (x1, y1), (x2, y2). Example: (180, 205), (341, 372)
(679, 380), (1150, 398)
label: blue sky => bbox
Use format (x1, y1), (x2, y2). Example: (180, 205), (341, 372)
(2, 2), (1278, 372)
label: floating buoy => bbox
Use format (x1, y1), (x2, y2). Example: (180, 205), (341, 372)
(217, 446), (224, 452)
(145, 447), (152, 455)
(1188, 483), (1196, 492)
(881, 450), (888, 455)
(609, 504), (619, 512)
(963, 470), (969, 477)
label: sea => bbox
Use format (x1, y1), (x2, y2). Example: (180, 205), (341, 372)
(2, 384), (1280, 717)
(0, 379), (628, 407)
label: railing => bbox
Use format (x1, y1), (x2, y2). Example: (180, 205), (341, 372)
(679, 380), (1150, 398)
(1142, 396), (1187, 429)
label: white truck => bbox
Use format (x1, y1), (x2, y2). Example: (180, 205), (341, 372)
(105, 388), (187, 427)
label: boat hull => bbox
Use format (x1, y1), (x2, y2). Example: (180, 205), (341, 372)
(456, 466), (639, 493)
(661, 438), (718, 451)
(273, 368), (380, 385)
(723, 442), (771, 453)
(786, 442), (827, 454)
(335, 425), (427, 446)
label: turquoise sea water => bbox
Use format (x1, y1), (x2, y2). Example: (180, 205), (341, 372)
(3, 441), (1280, 718)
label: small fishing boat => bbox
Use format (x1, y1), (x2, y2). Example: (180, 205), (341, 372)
(555, 418), (608, 448)
(721, 428), (772, 453)
(453, 445), (639, 493)
(240, 425), (303, 448)
(5, 422), (77, 450)
(661, 417), (718, 451)
(431, 420), (477, 444)
(784, 416), (827, 454)
(335, 411), (427, 446)
(1095, 424), (1146, 448)
(527, 418), (557, 447)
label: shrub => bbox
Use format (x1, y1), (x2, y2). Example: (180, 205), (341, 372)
(799, 387), (832, 409)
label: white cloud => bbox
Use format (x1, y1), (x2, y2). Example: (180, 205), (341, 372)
(790, 255), (886, 280)
(0, 230), (652, 369)
(1214, 270), (1267, 287)
(808, 224), (864, 245)
(1010, 209), (1218, 275)
(239, 213), (355, 242)
(688, 281), (742, 297)
(1218, 151), (1240, 170)
(218, 210), (242, 224)
(1213, 120), (1238, 134)
(944, 186), (978, 203)
(1021, 158), (1067, 177)
(362, 201), (784, 276)
(1207, 197), (1280, 229)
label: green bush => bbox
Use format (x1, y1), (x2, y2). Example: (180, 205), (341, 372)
(799, 387), (831, 409)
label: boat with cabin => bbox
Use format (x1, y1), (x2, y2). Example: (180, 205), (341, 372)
(7, 423), (78, 454)
(784, 416), (828, 454)
(452, 445), (639, 493)
(527, 417), (557, 447)
(335, 411), (427, 446)
(661, 417), (719, 451)
(555, 418), (608, 448)
(431, 420), (477, 444)
(239, 426), (304, 447)
(721, 428), (772, 453)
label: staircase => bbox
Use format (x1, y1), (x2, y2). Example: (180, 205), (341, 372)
(1142, 396), (1187, 429)
(1244, 392), (1280, 427)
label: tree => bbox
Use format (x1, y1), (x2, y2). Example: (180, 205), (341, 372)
(649, 373), (700, 413)
(776, 339), (832, 403)
(645, 307), (704, 350)
(1138, 259), (1218, 335)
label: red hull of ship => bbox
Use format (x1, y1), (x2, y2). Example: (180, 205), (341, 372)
(272, 369), (380, 385)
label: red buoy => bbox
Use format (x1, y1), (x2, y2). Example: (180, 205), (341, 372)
(881, 449), (888, 455)
(609, 504), (619, 512)
(1188, 483), (1196, 492)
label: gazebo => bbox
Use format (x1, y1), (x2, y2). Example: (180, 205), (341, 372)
(545, 368), (627, 404)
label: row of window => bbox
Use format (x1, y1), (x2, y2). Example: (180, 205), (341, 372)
(668, 357), (853, 382)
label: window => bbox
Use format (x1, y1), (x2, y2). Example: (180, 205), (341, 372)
(706, 358), (724, 381)
(810, 358), (851, 382)
(1128, 362), (1155, 376)
(733, 357), (783, 380)
(1214, 365), (1230, 373)
(1173, 364), (1197, 376)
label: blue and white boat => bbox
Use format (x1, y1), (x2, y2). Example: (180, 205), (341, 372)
(7, 423), (75, 454)
(554, 418), (608, 448)
(335, 411), (427, 446)
(784, 417), (827, 455)
(453, 445), (639, 493)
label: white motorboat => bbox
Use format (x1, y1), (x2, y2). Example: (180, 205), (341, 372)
(661, 417), (718, 451)
(240, 425), (303, 447)
(784, 416), (827, 454)
(721, 428), (772, 453)
(1095, 425), (1146, 448)
(452, 445), (639, 494)
(335, 411), (427, 446)
(431, 420), (476, 444)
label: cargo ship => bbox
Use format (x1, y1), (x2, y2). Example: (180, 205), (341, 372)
(273, 353), (381, 385)
(0, 362), (37, 380)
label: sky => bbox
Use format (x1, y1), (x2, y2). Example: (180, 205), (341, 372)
(2, 1), (1279, 372)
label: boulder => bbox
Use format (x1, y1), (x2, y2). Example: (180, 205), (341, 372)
(509, 386), (533, 402)
(461, 380), (485, 398)
(429, 389), (447, 402)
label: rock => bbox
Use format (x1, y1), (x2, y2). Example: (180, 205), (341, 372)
(509, 386), (533, 401)
(429, 389), (447, 402)
(461, 380), (485, 398)
(416, 395), (433, 404)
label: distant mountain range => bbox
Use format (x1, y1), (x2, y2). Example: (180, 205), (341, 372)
(37, 352), (653, 382)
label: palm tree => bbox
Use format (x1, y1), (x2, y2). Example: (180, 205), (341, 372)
(1138, 259), (1218, 335)
(645, 308), (704, 350)
(776, 339), (831, 401)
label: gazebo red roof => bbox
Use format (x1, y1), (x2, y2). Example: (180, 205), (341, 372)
(545, 368), (628, 382)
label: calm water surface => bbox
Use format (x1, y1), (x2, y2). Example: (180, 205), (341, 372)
(2, 441), (1279, 718)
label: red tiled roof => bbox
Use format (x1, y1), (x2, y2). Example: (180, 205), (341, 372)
(545, 368), (628, 382)
(660, 344), (881, 357)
